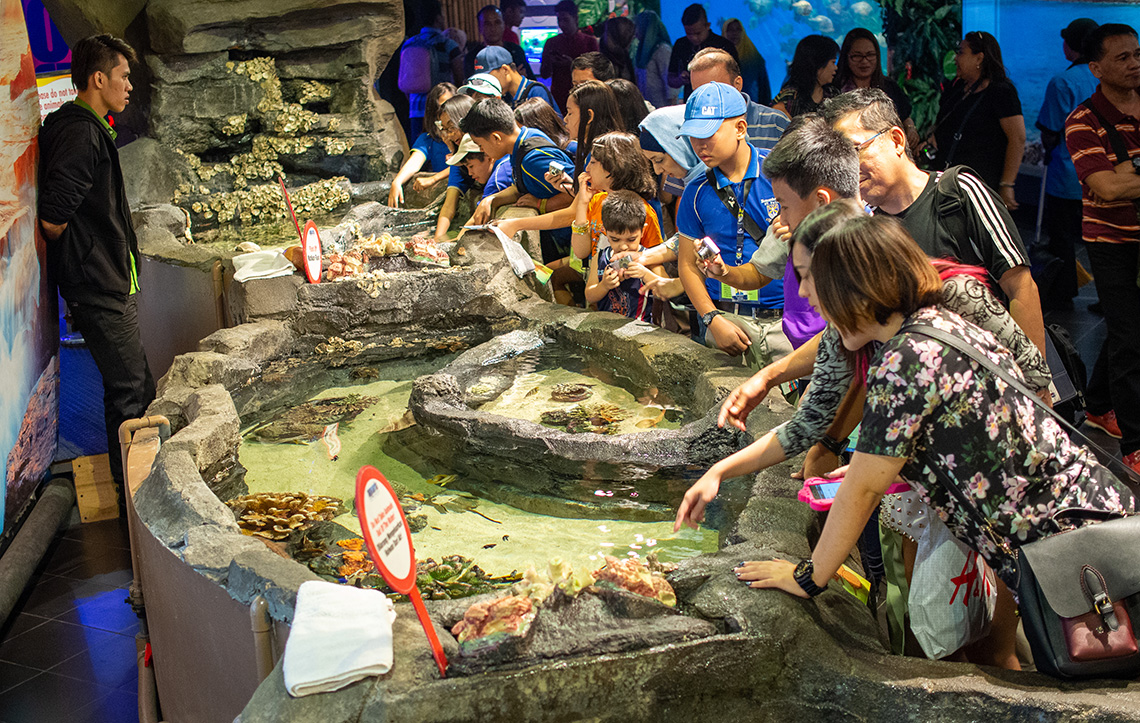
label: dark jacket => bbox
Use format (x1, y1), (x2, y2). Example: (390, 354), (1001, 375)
(38, 101), (139, 304)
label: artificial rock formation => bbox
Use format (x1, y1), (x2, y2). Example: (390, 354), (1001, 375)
(45, 0), (407, 216)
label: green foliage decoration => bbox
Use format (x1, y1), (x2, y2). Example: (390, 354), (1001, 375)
(883, 0), (962, 135)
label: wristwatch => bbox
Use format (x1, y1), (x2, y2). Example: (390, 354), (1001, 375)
(700, 309), (721, 328)
(1131, 156), (1140, 175)
(793, 559), (828, 597)
(819, 434), (850, 456)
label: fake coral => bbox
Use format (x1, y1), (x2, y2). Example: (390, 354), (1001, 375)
(451, 594), (536, 645)
(227, 492), (343, 540)
(515, 558), (596, 604)
(593, 556), (676, 606)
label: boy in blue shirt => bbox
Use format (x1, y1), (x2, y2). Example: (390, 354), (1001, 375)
(675, 82), (782, 364)
(462, 96), (574, 260)
(476, 45), (560, 115)
(584, 190), (664, 322)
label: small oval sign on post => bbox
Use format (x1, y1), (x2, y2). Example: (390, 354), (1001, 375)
(302, 220), (322, 284)
(355, 466), (448, 677)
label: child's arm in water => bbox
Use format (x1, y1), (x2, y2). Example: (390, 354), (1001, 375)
(434, 186), (463, 242)
(584, 252), (618, 304)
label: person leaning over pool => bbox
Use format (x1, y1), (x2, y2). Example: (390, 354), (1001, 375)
(683, 212), (1136, 669)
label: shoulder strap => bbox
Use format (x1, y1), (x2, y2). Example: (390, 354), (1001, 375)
(703, 167), (764, 240)
(511, 133), (560, 190)
(903, 321), (1140, 490)
(932, 167), (971, 251)
(943, 86), (987, 167)
(1079, 100), (1132, 165)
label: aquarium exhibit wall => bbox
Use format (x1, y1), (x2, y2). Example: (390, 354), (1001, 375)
(0, 0), (58, 538)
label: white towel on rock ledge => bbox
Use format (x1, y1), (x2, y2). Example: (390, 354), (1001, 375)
(283, 580), (397, 697)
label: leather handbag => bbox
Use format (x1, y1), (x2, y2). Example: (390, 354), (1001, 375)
(903, 322), (1140, 679)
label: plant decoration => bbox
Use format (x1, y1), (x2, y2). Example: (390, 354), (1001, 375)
(882, 0), (962, 137)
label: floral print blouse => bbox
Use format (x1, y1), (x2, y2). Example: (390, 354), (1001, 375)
(857, 306), (1136, 586)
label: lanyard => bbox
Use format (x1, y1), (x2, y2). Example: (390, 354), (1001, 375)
(726, 178), (754, 265)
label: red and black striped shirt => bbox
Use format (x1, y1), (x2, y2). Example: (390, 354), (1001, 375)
(1065, 85), (1140, 243)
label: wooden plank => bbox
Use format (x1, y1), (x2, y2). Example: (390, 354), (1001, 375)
(73, 454), (119, 523)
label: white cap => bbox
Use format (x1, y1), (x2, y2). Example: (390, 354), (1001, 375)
(446, 134), (483, 165)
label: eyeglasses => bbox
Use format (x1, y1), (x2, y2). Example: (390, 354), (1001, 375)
(436, 120), (458, 134)
(853, 128), (891, 154)
(848, 52), (877, 62)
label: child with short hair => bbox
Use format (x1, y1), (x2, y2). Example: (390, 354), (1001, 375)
(585, 190), (664, 322)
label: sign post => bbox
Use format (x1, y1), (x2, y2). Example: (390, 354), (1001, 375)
(355, 466), (448, 677)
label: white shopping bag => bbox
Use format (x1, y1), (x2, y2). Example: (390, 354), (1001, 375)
(908, 507), (998, 660)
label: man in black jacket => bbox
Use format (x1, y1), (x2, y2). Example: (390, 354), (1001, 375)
(38, 34), (154, 493)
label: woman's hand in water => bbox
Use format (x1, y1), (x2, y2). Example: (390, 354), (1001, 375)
(674, 468), (723, 531)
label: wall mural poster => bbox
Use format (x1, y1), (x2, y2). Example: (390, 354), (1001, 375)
(1, 0), (59, 537)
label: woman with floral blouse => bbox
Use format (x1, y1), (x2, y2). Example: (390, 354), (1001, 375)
(680, 210), (1136, 670)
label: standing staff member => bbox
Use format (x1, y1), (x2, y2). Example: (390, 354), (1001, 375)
(1065, 23), (1140, 474)
(38, 35), (155, 498)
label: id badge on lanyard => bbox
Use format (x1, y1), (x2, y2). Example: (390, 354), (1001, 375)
(721, 183), (758, 303)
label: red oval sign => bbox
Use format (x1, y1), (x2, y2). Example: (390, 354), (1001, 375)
(355, 466), (416, 593)
(302, 220), (322, 284)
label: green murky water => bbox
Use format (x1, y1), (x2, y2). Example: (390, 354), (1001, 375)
(240, 370), (718, 578)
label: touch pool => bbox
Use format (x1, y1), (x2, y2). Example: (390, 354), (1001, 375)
(236, 356), (722, 582)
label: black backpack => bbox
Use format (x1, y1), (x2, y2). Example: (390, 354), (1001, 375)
(511, 133), (560, 193)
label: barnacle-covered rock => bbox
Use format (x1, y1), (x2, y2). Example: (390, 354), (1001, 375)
(515, 558), (596, 604)
(451, 595), (536, 648)
(246, 393), (377, 442)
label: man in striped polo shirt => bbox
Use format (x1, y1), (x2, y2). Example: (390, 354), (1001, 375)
(1065, 23), (1140, 473)
(823, 89), (1046, 357)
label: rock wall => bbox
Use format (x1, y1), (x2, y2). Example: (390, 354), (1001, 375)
(43, 0), (407, 214)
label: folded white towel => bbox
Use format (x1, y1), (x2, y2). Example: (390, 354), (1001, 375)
(232, 249), (297, 283)
(283, 580), (397, 697)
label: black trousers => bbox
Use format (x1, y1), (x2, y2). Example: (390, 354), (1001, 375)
(1085, 242), (1140, 456)
(67, 294), (156, 487)
(1043, 194), (1083, 305)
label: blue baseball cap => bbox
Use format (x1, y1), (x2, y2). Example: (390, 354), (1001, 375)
(678, 82), (748, 139)
(474, 45), (514, 72)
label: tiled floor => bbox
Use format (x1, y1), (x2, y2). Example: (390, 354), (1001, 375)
(0, 518), (141, 723)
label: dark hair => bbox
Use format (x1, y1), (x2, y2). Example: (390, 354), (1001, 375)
(822, 88), (909, 158)
(459, 96), (517, 138)
(425, 83), (458, 142)
(790, 198), (865, 258)
(962, 31), (1008, 84)
(1085, 23), (1138, 63)
(477, 4), (501, 23)
(515, 98), (569, 148)
(688, 47), (740, 81)
(784, 35), (840, 99)
(591, 132), (656, 200)
(501, 0), (527, 9)
(462, 151), (487, 163)
(70, 34), (136, 91)
(568, 80), (624, 180)
(555, 0), (579, 16)
(572, 52), (616, 81)
(681, 3), (707, 27)
(601, 189), (646, 235)
(606, 79), (648, 133)
(420, 0), (443, 28)
(835, 27), (883, 90)
(762, 114), (859, 200)
(811, 214), (943, 335)
(440, 94), (477, 147)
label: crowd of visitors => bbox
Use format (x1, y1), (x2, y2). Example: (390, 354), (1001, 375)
(380, 2), (1140, 676)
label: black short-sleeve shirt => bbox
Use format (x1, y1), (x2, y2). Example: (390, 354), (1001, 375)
(885, 169), (1030, 284)
(934, 78), (1023, 190)
(668, 32), (739, 98)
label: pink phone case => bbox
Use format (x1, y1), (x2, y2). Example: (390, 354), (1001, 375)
(797, 476), (911, 511)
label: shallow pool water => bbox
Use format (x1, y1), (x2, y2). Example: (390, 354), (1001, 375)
(239, 372), (719, 577)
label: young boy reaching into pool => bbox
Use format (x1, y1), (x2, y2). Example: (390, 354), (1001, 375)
(584, 190), (665, 322)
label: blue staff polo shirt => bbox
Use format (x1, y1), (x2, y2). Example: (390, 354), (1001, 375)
(448, 164), (473, 193)
(512, 127), (574, 199)
(676, 144), (783, 308)
(512, 78), (561, 116)
(411, 132), (451, 172)
(484, 156), (514, 197)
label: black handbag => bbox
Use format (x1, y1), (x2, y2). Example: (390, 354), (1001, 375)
(903, 321), (1140, 679)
